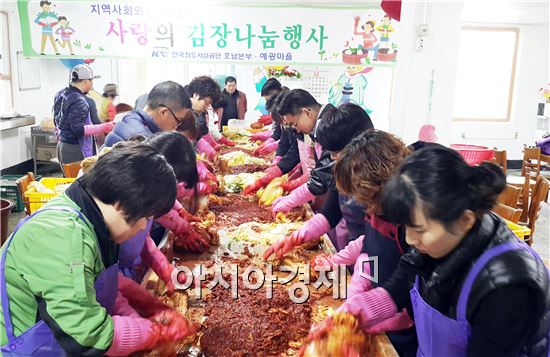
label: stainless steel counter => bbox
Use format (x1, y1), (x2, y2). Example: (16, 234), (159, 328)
(0, 116), (36, 131)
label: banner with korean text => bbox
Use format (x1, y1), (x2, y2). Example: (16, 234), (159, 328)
(18, 0), (399, 66)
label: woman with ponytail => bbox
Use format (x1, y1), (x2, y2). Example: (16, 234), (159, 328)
(326, 145), (550, 357)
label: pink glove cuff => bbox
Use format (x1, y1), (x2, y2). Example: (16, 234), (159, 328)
(285, 174), (309, 192)
(177, 182), (192, 199)
(203, 132), (218, 148)
(284, 183), (315, 208)
(304, 213), (331, 239)
(84, 123), (109, 136)
(107, 315), (153, 356)
(332, 235), (365, 266)
(196, 160), (211, 181)
(262, 140), (278, 152)
(272, 156), (282, 165)
(219, 136), (233, 145)
(141, 237), (173, 285)
(113, 291), (140, 317)
(262, 165), (283, 182)
(251, 131), (273, 142)
(172, 199), (183, 212)
(347, 253), (372, 298)
(365, 309), (414, 333)
(156, 209), (189, 233)
(196, 138), (215, 156)
(341, 288), (397, 328)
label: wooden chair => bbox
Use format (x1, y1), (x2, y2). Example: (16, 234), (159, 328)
(492, 203), (523, 223)
(507, 146), (541, 187)
(497, 184), (521, 208)
(521, 175), (550, 246)
(493, 148), (507, 174)
(62, 161), (82, 178)
(15, 172), (35, 216)
(508, 147), (542, 221)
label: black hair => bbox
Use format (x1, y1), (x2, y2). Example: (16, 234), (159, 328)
(381, 145), (506, 230)
(277, 88), (319, 117)
(175, 110), (199, 140)
(145, 132), (198, 186)
(127, 134), (146, 142)
(58, 16), (67, 21)
(146, 80), (191, 112)
(212, 98), (227, 110)
(186, 76), (221, 103)
(317, 103), (374, 152)
(266, 89), (289, 125)
(225, 76), (236, 84)
(81, 143), (176, 223)
(261, 77), (282, 97)
(40, 0), (51, 7)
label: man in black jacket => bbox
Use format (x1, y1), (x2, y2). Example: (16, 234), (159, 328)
(271, 89), (336, 214)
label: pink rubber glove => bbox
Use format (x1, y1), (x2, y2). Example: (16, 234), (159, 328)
(112, 291), (139, 317)
(219, 136), (235, 147)
(258, 114), (273, 125)
(243, 165), (283, 195)
(141, 236), (175, 293)
(333, 235), (365, 266)
(312, 236), (365, 269)
(172, 198), (183, 212)
(196, 160), (216, 182)
(156, 208), (190, 234)
(347, 253), (372, 298)
(263, 213), (330, 260)
(287, 164), (303, 181)
(272, 156), (282, 165)
(177, 182), (213, 199)
(196, 138), (217, 161)
(118, 273), (170, 318)
(250, 131), (273, 142)
(107, 312), (197, 356)
(271, 183), (315, 217)
(106, 315), (155, 356)
(203, 132), (221, 150)
(337, 287), (397, 331)
(84, 122), (115, 136)
(281, 173), (309, 193)
(364, 309), (414, 334)
(254, 139), (278, 157)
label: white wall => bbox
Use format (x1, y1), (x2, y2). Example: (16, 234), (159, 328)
(451, 23), (549, 159)
(390, 1), (464, 146)
(1, 1), (117, 169)
(390, 0), (549, 159)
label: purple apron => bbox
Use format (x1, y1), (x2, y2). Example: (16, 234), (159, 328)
(1, 207), (118, 356)
(78, 99), (94, 158)
(119, 219), (153, 281)
(410, 239), (550, 357)
(333, 194), (366, 251)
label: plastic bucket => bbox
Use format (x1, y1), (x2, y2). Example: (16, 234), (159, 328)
(1, 198), (14, 246)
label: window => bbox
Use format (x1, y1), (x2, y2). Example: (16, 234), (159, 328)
(0, 11), (14, 114)
(453, 27), (518, 122)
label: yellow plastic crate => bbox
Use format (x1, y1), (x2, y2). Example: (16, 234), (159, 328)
(505, 219), (531, 240)
(24, 177), (76, 214)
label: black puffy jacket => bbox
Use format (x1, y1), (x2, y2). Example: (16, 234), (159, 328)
(385, 213), (550, 357)
(54, 86), (90, 145)
(276, 127), (300, 174)
(196, 111), (209, 140)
